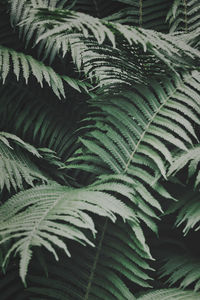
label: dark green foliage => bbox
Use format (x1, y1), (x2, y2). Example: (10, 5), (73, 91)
(167, 0), (200, 33)
(136, 288), (200, 299)
(0, 0), (200, 299)
(106, 0), (171, 32)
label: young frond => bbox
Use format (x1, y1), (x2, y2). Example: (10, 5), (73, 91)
(0, 180), (136, 283)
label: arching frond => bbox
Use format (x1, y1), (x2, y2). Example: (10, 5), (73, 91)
(1, 0), (200, 298)
(167, 0), (200, 33)
(0, 45), (65, 98)
(68, 71), (200, 181)
(0, 82), (87, 161)
(0, 132), (47, 191)
(137, 288), (200, 299)
(106, 0), (170, 32)
(25, 218), (152, 299)
(32, 7), (200, 73)
(6, 3), (199, 87)
(159, 254), (200, 292)
(0, 218), (152, 299)
(167, 189), (200, 235)
(0, 180), (136, 284)
(168, 144), (200, 188)
(11, 6), (196, 92)
(66, 72), (200, 239)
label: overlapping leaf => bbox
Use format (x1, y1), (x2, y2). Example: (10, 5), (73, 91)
(0, 132), (46, 191)
(0, 45), (65, 98)
(159, 254), (200, 292)
(167, 0), (200, 33)
(137, 288), (200, 300)
(106, 0), (170, 32)
(0, 179), (137, 284)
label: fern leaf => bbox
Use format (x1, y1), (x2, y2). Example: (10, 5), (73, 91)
(137, 288), (200, 299)
(167, 0), (200, 33)
(17, 6), (200, 89)
(0, 132), (47, 191)
(0, 180), (136, 283)
(66, 73), (200, 242)
(159, 254), (200, 292)
(0, 46), (65, 98)
(106, 0), (170, 32)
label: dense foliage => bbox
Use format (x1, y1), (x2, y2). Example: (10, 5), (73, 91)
(0, 0), (200, 299)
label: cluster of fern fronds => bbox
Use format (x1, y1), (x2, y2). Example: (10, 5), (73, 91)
(0, 0), (200, 299)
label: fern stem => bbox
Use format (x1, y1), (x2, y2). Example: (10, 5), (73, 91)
(183, 0), (188, 32)
(139, 0), (143, 26)
(84, 219), (108, 300)
(123, 84), (180, 173)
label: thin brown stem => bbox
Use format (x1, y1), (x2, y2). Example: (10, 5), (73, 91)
(183, 0), (188, 32)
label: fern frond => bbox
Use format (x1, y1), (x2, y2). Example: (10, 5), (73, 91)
(0, 132), (48, 191)
(26, 218), (152, 299)
(137, 288), (200, 299)
(33, 7), (200, 72)
(2, 0), (200, 297)
(106, 0), (170, 32)
(0, 248), (138, 299)
(168, 188), (200, 234)
(69, 72), (200, 177)
(0, 180), (136, 283)
(168, 144), (200, 187)
(159, 254), (200, 292)
(66, 72), (200, 247)
(12, 6), (200, 89)
(0, 45), (65, 98)
(167, 0), (200, 33)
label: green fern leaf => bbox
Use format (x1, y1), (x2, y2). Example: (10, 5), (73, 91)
(0, 180), (136, 283)
(0, 46), (65, 98)
(167, 0), (200, 33)
(137, 288), (200, 299)
(16, 6), (200, 89)
(159, 254), (200, 292)
(0, 132), (47, 191)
